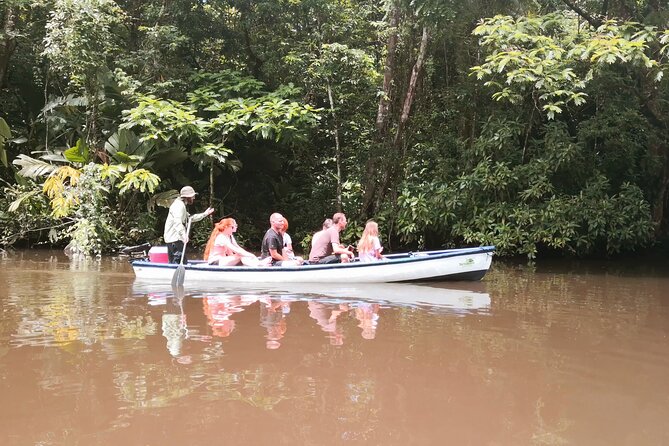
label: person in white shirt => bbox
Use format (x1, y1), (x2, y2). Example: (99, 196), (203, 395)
(280, 217), (304, 263)
(163, 185), (214, 263)
(357, 220), (385, 262)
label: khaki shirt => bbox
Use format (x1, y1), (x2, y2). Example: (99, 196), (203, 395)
(163, 198), (209, 243)
(308, 226), (340, 262)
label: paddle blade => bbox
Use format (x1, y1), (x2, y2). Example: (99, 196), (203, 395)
(171, 264), (185, 288)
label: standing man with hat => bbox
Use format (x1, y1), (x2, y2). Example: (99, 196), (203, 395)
(164, 185), (214, 264)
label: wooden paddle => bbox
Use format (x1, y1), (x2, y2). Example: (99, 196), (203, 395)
(171, 217), (192, 288)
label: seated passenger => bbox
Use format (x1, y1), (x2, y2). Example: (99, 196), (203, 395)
(357, 220), (385, 262)
(204, 218), (270, 266)
(280, 218), (304, 263)
(260, 213), (304, 266)
(308, 212), (354, 264)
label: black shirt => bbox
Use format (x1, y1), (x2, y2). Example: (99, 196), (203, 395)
(261, 228), (283, 261)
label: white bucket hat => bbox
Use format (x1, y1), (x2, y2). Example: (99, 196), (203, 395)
(180, 186), (197, 198)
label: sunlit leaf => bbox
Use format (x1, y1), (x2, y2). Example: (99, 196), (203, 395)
(63, 138), (90, 164)
(13, 154), (59, 178)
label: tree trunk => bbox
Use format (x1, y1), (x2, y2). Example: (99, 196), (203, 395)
(209, 158), (214, 210)
(561, 0), (602, 28)
(375, 2), (400, 135)
(600, 0), (609, 17)
(652, 153), (669, 236)
(380, 26), (430, 206)
(392, 26), (429, 151)
(0, 5), (17, 89)
(361, 0), (400, 219)
(639, 76), (669, 237)
(127, 0), (142, 52)
(326, 79), (343, 212)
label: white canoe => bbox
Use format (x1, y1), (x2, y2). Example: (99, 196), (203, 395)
(132, 246), (495, 284)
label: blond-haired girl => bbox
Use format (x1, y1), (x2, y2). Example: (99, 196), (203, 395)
(357, 220), (384, 262)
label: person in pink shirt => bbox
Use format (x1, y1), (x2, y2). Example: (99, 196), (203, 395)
(204, 218), (269, 266)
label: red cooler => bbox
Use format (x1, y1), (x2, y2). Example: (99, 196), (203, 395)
(149, 246), (169, 263)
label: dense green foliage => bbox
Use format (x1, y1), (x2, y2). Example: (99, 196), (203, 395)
(1, 0), (668, 258)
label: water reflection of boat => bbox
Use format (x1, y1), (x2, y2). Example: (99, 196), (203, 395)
(203, 294), (258, 338)
(279, 283), (491, 312)
(132, 281), (491, 313)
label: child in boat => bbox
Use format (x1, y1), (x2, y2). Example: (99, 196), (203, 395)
(357, 220), (385, 262)
(204, 218), (270, 266)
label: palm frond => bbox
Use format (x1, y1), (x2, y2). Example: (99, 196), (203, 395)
(8, 190), (41, 213)
(12, 154), (59, 178)
(148, 190), (179, 212)
(41, 94), (89, 115)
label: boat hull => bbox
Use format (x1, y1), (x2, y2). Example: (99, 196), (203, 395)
(132, 246), (495, 284)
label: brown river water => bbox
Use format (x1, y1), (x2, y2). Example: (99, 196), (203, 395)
(1, 250), (668, 445)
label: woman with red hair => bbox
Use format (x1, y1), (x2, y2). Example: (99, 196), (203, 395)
(204, 218), (269, 266)
(281, 218), (304, 263)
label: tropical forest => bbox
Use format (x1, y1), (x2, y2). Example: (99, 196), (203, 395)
(2, 0), (669, 259)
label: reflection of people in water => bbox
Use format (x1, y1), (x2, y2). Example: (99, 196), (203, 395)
(307, 301), (350, 345)
(203, 294), (257, 338)
(259, 296), (291, 349)
(162, 296), (190, 362)
(354, 303), (380, 340)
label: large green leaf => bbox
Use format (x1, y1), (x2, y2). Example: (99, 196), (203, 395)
(104, 130), (128, 155)
(63, 138), (90, 163)
(0, 118), (10, 167)
(118, 169), (161, 194)
(0, 145), (7, 168)
(149, 146), (189, 171)
(113, 151), (139, 164)
(0, 118), (10, 139)
(105, 129), (154, 157)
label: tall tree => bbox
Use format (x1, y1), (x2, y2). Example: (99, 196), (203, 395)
(0, 1), (18, 88)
